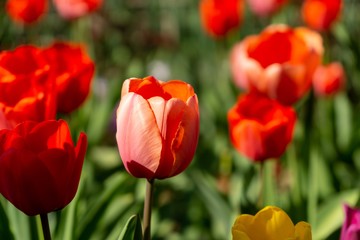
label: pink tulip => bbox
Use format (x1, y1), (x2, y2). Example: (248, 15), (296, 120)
(247, 0), (288, 17)
(312, 62), (345, 97)
(341, 204), (360, 240)
(116, 76), (199, 179)
(53, 0), (103, 20)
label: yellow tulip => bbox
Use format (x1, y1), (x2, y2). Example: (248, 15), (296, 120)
(232, 206), (312, 240)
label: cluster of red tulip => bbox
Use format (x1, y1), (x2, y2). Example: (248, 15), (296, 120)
(6, 0), (103, 24)
(200, 0), (345, 163)
(0, 41), (94, 217)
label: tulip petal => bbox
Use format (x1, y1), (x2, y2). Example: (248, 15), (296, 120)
(294, 221), (312, 240)
(66, 132), (87, 203)
(116, 93), (163, 179)
(170, 96), (199, 176)
(27, 120), (72, 152)
(162, 81), (195, 103)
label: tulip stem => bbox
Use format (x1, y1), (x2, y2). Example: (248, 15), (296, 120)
(143, 179), (155, 240)
(40, 213), (51, 240)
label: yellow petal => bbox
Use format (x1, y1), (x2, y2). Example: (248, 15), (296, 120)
(294, 221), (312, 240)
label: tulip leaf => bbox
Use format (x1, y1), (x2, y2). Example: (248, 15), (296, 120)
(0, 200), (14, 240)
(188, 170), (233, 240)
(117, 214), (143, 240)
(313, 189), (359, 240)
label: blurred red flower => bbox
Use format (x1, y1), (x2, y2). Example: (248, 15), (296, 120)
(228, 93), (296, 162)
(302, 0), (342, 31)
(247, 0), (288, 17)
(0, 46), (56, 128)
(312, 62), (345, 96)
(6, 0), (48, 24)
(53, 0), (104, 19)
(199, 0), (244, 38)
(116, 76), (199, 179)
(230, 24), (323, 105)
(43, 42), (95, 113)
(0, 120), (87, 216)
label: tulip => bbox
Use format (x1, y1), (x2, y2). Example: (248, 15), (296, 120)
(228, 93), (296, 162)
(247, 0), (288, 17)
(53, 0), (104, 20)
(230, 24), (323, 105)
(232, 206), (312, 240)
(302, 0), (342, 31)
(199, 0), (244, 38)
(116, 76), (199, 179)
(312, 62), (345, 96)
(6, 0), (48, 24)
(42, 42), (95, 113)
(340, 204), (360, 240)
(0, 45), (56, 128)
(0, 120), (87, 216)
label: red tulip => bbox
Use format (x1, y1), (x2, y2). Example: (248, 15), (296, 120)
(116, 76), (199, 179)
(302, 0), (342, 31)
(312, 62), (345, 96)
(247, 0), (288, 17)
(53, 0), (104, 19)
(42, 42), (95, 113)
(230, 24), (323, 105)
(0, 46), (56, 128)
(199, 0), (244, 38)
(228, 93), (296, 162)
(0, 120), (87, 216)
(6, 0), (48, 24)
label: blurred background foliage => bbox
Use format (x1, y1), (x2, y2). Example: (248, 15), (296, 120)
(1, 0), (360, 239)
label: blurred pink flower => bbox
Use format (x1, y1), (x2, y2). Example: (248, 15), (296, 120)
(53, 0), (103, 20)
(312, 62), (345, 97)
(341, 204), (360, 240)
(247, 0), (288, 17)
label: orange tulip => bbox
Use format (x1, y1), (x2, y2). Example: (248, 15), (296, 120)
(228, 93), (296, 162)
(302, 0), (342, 31)
(53, 0), (104, 20)
(230, 24), (323, 105)
(0, 120), (87, 216)
(116, 76), (199, 179)
(6, 0), (48, 24)
(42, 42), (95, 113)
(0, 46), (56, 128)
(247, 0), (288, 17)
(199, 0), (244, 38)
(312, 62), (345, 96)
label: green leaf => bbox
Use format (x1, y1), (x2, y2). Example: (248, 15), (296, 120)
(0, 200), (14, 240)
(188, 170), (233, 240)
(117, 215), (143, 240)
(313, 189), (360, 240)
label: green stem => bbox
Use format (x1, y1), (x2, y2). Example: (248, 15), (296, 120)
(143, 179), (155, 240)
(308, 148), (319, 227)
(263, 160), (276, 206)
(40, 213), (51, 240)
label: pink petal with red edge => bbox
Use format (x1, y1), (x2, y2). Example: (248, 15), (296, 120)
(116, 93), (163, 179)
